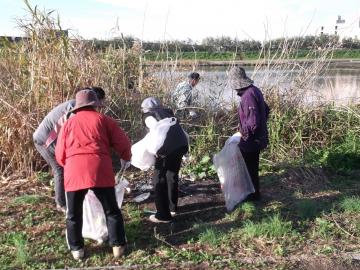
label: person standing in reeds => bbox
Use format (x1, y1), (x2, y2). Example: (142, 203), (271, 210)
(170, 72), (200, 118)
(55, 89), (131, 260)
(228, 66), (270, 201)
(33, 87), (105, 213)
(141, 97), (189, 223)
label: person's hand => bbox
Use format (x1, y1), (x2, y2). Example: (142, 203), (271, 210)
(120, 159), (131, 170)
(189, 110), (198, 118)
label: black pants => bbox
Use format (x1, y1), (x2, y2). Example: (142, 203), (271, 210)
(34, 141), (65, 207)
(153, 146), (188, 221)
(65, 187), (126, 251)
(240, 149), (260, 198)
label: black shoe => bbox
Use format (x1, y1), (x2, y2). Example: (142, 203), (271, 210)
(244, 193), (261, 202)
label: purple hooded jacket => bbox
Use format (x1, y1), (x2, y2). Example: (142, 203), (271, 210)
(238, 85), (269, 152)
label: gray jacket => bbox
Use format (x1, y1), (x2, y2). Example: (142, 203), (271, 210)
(33, 100), (75, 145)
(171, 81), (193, 109)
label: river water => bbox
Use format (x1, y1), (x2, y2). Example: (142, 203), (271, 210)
(160, 61), (360, 107)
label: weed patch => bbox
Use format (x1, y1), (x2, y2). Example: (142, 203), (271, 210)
(340, 196), (360, 214)
(241, 214), (296, 240)
(312, 218), (337, 239)
(11, 194), (42, 206)
(198, 227), (226, 246)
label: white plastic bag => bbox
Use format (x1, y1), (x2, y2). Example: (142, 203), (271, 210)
(82, 179), (129, 243)
(213, 134), (254, 212)
(146, 117), (177, 155)
(82, 190), (108, 243)
(131, 134), (155, 171)
(131, 117), (177, 170)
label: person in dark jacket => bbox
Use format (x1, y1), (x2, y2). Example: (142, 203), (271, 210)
(141, 97), (189, 223)
(228, 66), (270, 201)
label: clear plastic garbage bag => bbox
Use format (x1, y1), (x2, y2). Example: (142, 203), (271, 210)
(82, 179), (129, 243)
(213, 133), (255, 212)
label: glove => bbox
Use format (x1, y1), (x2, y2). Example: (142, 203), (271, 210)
(120, 159), (131, 170)
(189, 110), (198, 118)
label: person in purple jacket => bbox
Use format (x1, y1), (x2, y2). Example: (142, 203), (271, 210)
(228, 66), (270, 201)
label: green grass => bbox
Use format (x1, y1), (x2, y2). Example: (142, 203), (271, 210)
(198, 227), (225, 246)
(122, 204), (145, 244)
(306, 130), (360, 173)
(35, 171), (52, 183)
(0, 232), (30, 269)
(340, 196), (360, 214)
(312, 218), (337, 239)
(240, 202), (257, 218)
(224, 202), (256, 222)
(11, 194), (42, 206)
(241, 214), (296, 240)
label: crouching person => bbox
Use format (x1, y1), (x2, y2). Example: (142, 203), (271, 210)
(55, 89), (131, 260)
(141, 97), (189, 223)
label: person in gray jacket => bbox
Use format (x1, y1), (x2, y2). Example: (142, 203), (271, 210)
(170, 72), (200, 118)
(33, 87), (105, 212)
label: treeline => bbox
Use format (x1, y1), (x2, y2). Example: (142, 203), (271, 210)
(89, 34), (360, 52)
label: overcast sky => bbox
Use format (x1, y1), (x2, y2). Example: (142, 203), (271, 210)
(1, 0), (359, 41)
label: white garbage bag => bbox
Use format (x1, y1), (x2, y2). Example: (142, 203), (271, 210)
(82, 179), (129, 243)
(131, 117), (177, 171)
(213, 133), (254, 212)
(146, 117), (177, 155)
(131, 134), (155, 171)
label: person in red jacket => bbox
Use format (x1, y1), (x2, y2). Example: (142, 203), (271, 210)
(55, 89), (131, 260)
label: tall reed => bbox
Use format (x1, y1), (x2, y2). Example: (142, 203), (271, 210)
(0, 2), (153, 176)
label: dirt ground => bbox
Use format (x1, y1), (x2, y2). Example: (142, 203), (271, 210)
(1, 168), (359, 269)
(126, 177), (226, 244)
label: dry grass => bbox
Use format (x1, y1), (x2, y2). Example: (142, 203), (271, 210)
(0, 2), (156, 176)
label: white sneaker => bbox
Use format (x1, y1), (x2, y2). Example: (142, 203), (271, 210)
(113, 245), (126, 258)
(149, 214), (171, 223)
(71, 249), (84, 260)
(56, 204), (66, 214)
(170, 211), (176, 217)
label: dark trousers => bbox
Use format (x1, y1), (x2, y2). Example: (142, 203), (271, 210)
(240, 149), (260, 197)
(65, 187), (126, 251)
(153, 146), (188, 221)
(34, 141), (66, 207)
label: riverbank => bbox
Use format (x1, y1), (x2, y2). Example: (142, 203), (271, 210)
(143, 48), (360, 66)
(145, 58), (360, 67)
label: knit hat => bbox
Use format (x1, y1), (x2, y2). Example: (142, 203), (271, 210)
(228, 66), (254, 90)
(141, 97), (161, 113)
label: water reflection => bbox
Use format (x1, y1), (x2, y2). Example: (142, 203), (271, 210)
(160, 63), (360, 106)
